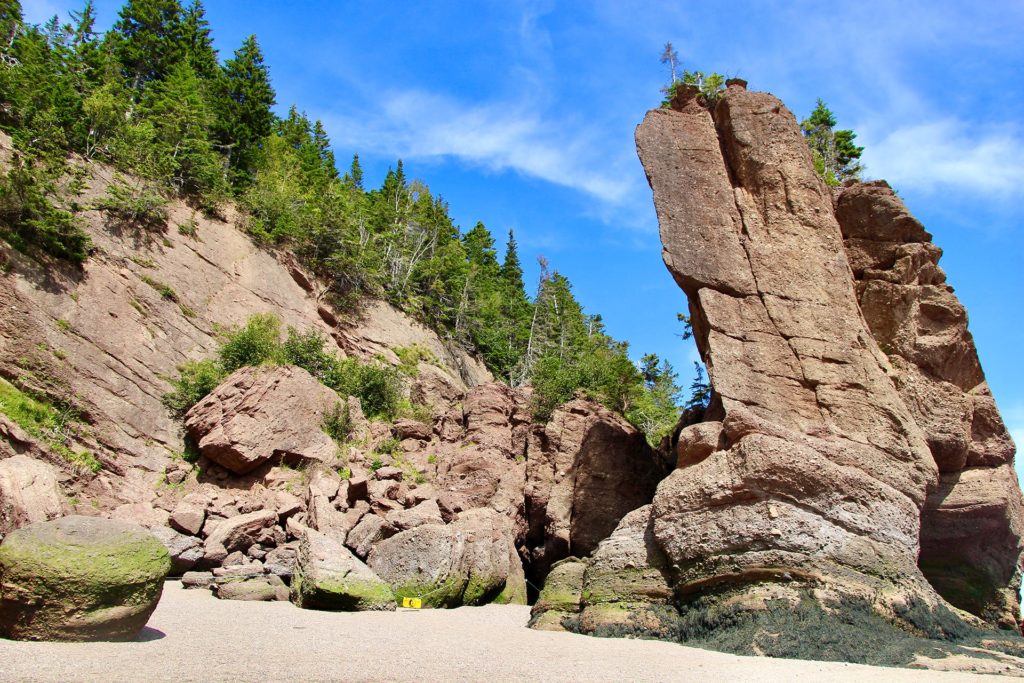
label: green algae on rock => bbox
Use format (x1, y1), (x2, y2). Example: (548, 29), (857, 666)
(0, 515), (170, 641)
(290, 530), (396, 611)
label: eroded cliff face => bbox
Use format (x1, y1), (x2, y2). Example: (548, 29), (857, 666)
(528, 82), (1024, 667)
(0, 131), (490, 508)
(837, 180), (1024, 628)
(0, 133), (668, 611)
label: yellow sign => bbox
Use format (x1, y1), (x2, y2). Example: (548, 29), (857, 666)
(402, 597), (422, 609)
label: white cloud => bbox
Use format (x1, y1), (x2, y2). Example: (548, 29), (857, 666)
(861, 120), (1024, 198)
(321, 89), (637, 205)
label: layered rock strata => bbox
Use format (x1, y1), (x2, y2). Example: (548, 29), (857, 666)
(634, 82), (944, 625)
(836, 180), (1024, 627)
(530, 83), (1024, 667)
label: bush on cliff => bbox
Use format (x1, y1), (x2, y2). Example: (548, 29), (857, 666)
(162, 313), (402, 420)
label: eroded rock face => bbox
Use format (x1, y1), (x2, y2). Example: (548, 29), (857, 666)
(837, 180), (1024, 628)
(633, 83), (948, 633)
(185, 365), (341, 475)
(525, 399), (666, 581)
(0, 455), (64, 536)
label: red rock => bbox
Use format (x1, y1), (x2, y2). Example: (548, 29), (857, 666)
(185, 365), (341, 475)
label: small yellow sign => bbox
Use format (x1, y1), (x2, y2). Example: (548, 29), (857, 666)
(402, 597), (422, 609)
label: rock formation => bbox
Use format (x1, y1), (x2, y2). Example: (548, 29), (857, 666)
(529, 81), (1024, 666)
(638, 80), (942, 622)
(0, 516), (170, 641)
(185, 365), (342, 475)
(836, 180), (1024, 628)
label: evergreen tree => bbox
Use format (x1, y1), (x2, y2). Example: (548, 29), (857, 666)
(344, 153), (363, 190)
(214, 34), (276, 188)
(0, 0), (21, 52)
(801, 98), (864, 186)
(143, 61), (224, 201)
(181, 0), (217, 81)
(109, 0), (186, 91)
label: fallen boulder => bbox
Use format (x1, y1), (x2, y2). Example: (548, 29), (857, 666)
(0, 516), (170, 641)
(368, 508), (526, 607)
(185, 365), (341, 475)
(291, 530), (395, 611)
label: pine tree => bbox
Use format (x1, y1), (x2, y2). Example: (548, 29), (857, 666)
(109, 0), (187, 91)
(344, 153), (363, 191)
(181, 0), (218, 81)
(214, 34), (276, 188)
(801, 98), (864, 186)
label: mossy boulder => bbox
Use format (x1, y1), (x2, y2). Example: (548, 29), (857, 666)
(0, 515), (171, 641)
(368, 509), (525, 607)
(291, 530), (396, 611)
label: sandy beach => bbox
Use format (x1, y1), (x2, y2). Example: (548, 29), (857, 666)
(0, 581), (1013, 682)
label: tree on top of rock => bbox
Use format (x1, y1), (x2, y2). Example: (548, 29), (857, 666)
(659, 41), (726, 108)
(801, 98), (864, 186)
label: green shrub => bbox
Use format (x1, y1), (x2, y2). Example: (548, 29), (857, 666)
(177, 217), (199, 238)
(218, 313), (282, 373)
(162, 359), (225, 417)
(0, 163), (92, 264)
(369, 458), (384, 472)
(393, 344), (438, 377)
(323, 401), (352, 443)
(326, 359), (402, 420)
(95, 177), (168, 230)
(69, 450), (102, 474)
(374, 437), (400, 457)
(281, 327), (336, 381)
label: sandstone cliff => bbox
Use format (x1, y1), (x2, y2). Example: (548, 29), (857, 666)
(0, 132), (668, 610)
(0, 131), (489, 508)
(529, 81), (1024, 669)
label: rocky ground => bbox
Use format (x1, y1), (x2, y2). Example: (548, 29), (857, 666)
(0, 580), (1015, 683)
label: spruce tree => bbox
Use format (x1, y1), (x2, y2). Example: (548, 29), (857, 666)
(801, 99), (864, 186)
(181, 0), (218, 81)
(214, 34), (276, 188)
(109, 0), (187, 91)
(144, 61), (224, 201)
(345, 153), (363, 190)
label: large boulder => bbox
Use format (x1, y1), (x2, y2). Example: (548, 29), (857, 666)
(0, 516), (170, 641)
(367, 508), (526, 607)
(185, 365), (341, 475)
(290, 530), (395, 611)
(0, 455), (64, 536)
(837, 180), (1024, 629)
(524, 399), (666, 580)
(149, 526), (203, 575)
(202, 509), (277, 562)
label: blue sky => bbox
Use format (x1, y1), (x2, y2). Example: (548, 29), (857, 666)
(25, 1), (1024, 459)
